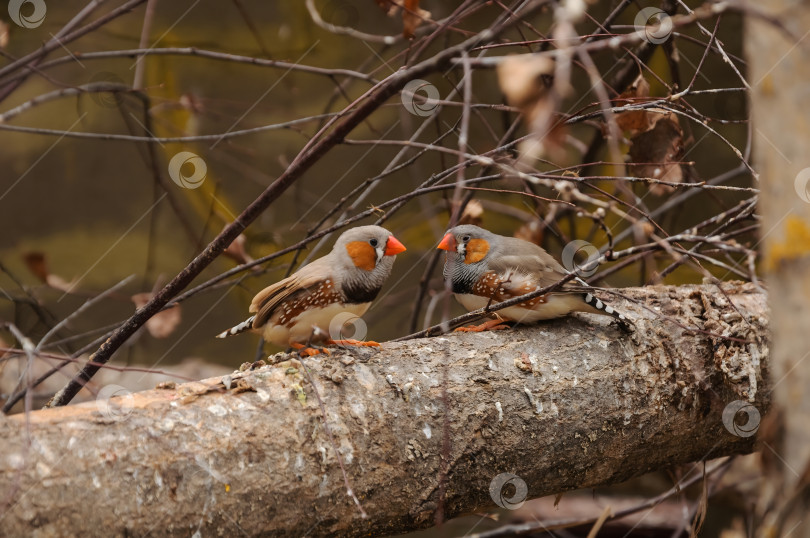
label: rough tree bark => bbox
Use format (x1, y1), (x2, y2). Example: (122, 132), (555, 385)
(0, 283), (768, 537)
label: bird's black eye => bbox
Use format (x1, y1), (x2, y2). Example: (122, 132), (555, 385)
(461, 235), (471, 243)
(369, 238), (379, 247)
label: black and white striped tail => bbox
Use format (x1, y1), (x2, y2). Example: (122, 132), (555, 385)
(216, 315), (255, 339)
(582, 292), (633, 328)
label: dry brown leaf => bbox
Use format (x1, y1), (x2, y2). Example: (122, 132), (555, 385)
(373, 0), (431, 38)
(497, 54), (555, 112)
(223, 233), (254, 265)
(22, 252), (48, 282)
(615, 75), (652, 135)
(616, 109), (654, 135)
(628, 112), (684, 195)
(373, 0), (398, 16)
(132, 293), (182, 339)
(514, 220), (545, 246)
(458, 199), (483, 226)
(0, 21), (9, 49)
(615, 76), (687, 195)
(45, 274), (74, 293)
(402, 0), (430, 38)
(497, 55), (564, 163)
(22, 252), (74, 292)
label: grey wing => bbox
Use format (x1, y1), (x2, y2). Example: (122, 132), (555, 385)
(488, 238), (576, 291)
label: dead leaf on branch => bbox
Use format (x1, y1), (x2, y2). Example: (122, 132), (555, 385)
(627, 112), (685, 195)
(0, 21), (9, 49)
(22, 251), (75, 293)
(612, 75), (688, 195)
(22, 252), (49, 282)
(497, 54), (567, 163)
(223, 232), (254, 266)
(374, 0), (431, 38)
(497, 54), (555, 121)
(615, 75), (653, 135)
(457, 199), (484, 227)
(373, 0), (397, 16)
(514, 219), (545, 247)
(132, 292), (181, 339)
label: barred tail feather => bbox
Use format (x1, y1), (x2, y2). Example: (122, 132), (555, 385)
(582, 293), (633, 328)
(216, 315), (256, 339)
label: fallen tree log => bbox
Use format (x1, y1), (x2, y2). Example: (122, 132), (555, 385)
(0, 283), (769, 537)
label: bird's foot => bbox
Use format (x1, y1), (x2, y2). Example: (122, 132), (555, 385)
(327, 339), (381, 348)
(290, 343), (331, 357)
(454, 319), (512, 332)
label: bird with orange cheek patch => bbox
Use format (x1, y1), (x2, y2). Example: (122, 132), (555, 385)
(438, 224), (632, 331)
(217, 226), (406, 355)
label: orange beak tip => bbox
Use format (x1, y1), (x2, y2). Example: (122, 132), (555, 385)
(384, 236), (407, 256)
(437, 233), (455, 251)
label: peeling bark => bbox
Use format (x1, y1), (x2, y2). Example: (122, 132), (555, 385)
(0, 283), (768, 537)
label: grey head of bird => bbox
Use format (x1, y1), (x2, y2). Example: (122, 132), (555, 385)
(328, 225), (407, 301)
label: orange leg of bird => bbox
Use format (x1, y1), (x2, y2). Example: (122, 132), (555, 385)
(326, 339), (381, 347)
(454, 319), (511, 332)
(290, 342), (331, 356)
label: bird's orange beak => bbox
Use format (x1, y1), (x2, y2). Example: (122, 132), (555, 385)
(384, 236), (407, 256)
(437, 233), (456, 251)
